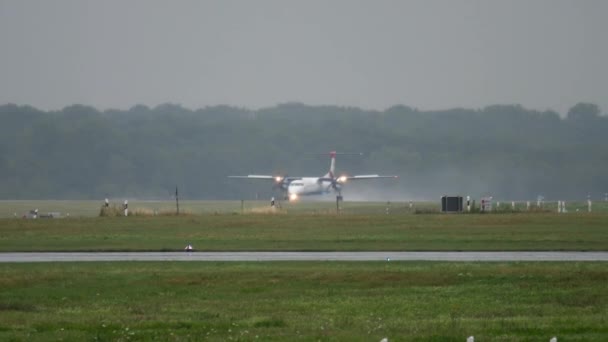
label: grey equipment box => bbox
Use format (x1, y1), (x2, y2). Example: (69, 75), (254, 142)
(441, 196), (463, 213)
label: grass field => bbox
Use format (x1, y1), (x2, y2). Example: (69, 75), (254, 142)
(0, 200), (445, 218)
(1, 213), (607, 252)
(2, 199), (608, 218)
(0, 262), (606, 341)
(1, 200), (607, 340)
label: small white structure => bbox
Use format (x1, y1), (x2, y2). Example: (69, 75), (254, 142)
(526, 201), (531, 210)
(123, 200), (129, 217)
(104, 198), (109, 207)
(480, 197), (493, 212)
(466, 196), (471, 212)
(550, 337), (557, 342)
(511, 201), (515, 210)
(184, 244), (193, 252)
(558, 201), (567, 213)
(537, 195), (544, 208)
(588, 199), (592, 213)
(270, 197), (275, 207)
(467, 336), (474, 342)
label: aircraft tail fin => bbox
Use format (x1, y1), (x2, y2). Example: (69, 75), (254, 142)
(320, 151), (365, 178)
(323, 151), (337, 178)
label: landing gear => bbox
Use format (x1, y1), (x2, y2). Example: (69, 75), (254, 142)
(336, 194), (343, 214)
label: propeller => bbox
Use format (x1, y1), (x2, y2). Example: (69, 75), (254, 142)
(272, 175), (290, 191)
(325, 174), (347, 193)
(273, 175), (294, 201)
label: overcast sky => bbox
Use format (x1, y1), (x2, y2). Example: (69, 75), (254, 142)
(1, 0), (607, 114)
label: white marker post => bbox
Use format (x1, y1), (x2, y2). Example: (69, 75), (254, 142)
(466, 196), (471, 212)
(588, 199), (592, 213)
(123, 200), (128, 217)
(537, 195), (544, 208)
(527, 201), (530, 210)
(511, 201), (515, 210)
(557, 201), (562, 213)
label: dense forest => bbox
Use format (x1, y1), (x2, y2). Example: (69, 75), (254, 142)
(1, 102), (606, 201)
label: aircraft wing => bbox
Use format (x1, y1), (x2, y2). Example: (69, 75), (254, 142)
(317, 175), (398, 183)
(347, 174), (398, 180)
(228, 175), (276, 180)
(228, 175), (302, 181)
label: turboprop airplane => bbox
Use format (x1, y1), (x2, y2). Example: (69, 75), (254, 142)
(229, 151), (398, 201)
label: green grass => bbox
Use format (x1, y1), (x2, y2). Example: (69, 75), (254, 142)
(2, 199), (608, 218)
(1, 200), (606, 340)
(0, 200), (252, 218)
(1, 213), (608, 252)
(0, 262), (606, 341)
(0, 200), (444, 218)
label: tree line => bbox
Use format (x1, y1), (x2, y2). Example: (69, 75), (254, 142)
(0, 102), (606, 201)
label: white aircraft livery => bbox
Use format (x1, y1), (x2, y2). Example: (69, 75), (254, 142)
(229, 151), (398, 201)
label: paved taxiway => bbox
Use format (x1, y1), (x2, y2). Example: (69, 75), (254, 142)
(1, 251), (607, 262)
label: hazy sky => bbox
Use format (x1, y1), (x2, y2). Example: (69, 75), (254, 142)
(1, 0), (607, 114)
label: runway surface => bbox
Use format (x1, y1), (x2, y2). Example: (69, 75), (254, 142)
(1, 251), (607, 262)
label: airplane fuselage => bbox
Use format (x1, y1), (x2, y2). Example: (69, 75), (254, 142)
(287, 177), (336, 200)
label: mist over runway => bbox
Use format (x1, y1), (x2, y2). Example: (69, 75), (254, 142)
(1, 252), (607, 263)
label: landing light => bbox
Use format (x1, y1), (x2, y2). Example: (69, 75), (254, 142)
(289, 193), (298, 201)
(338, 176), (348, 183)
(275, 176), (283, 182)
